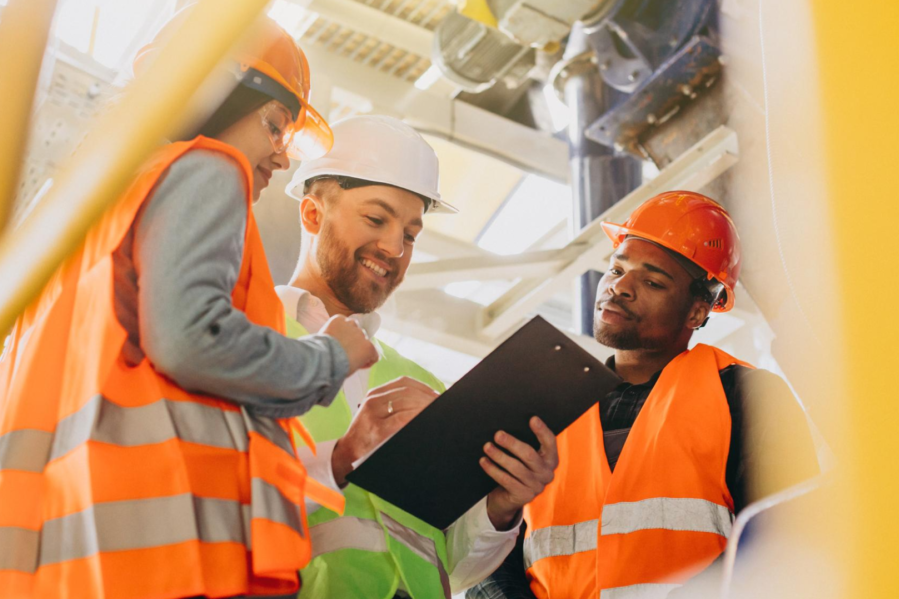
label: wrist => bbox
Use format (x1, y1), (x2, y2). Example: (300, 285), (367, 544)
(331, 440), (354, 488)
(486, 491), (520, 531)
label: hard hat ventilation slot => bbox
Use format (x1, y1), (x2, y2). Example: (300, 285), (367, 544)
(704, 239), (723, 249)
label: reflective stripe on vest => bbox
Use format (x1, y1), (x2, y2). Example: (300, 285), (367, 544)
(0, 395), (303, 574)
(0, 428), (52, 472)
(1, 495), (250, 572)
(309, 512), (452, 598)
(601, 498), (733, 537)
(524, 498), (734, 569)
(599, 583), (681, 598)
(523, 519), (598, 570)
(311, 516), (387, 555)
(381, 512), (452, 599)
(0, 394), (293, 468)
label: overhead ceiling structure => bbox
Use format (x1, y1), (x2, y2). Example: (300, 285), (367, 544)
(10, 0), (769, 383)
(384, 125), (741, 358)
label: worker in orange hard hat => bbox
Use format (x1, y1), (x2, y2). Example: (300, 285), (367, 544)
(469, 191), (821, 599)
(0, 8), (378, 599)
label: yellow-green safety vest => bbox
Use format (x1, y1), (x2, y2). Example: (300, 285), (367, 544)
(286, 316), (452, 599)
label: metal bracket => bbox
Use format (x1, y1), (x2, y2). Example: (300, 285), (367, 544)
(585, 35), (723, 155)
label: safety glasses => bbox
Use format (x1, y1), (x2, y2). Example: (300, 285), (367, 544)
(260, 102), (296, 155)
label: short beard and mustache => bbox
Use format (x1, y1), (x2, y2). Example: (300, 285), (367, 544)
(316, 220), (402, 314)
(592, 296), (690, 351)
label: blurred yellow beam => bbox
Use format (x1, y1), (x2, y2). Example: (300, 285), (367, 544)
(813, 0), (899, 596)
(0, 0), (58, 234)
(0, 0), (273, 335)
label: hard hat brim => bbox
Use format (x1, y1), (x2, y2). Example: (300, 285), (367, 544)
(287, 168), (457, 213)
(286, 102), (333, 161)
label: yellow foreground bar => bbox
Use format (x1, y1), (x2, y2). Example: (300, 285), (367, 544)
(0, 0), (58, 233)
(814, 0), (899, 596)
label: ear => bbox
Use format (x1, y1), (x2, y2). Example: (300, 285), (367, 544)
(686, 299), (712, 330)
(299, 194), (324, 235)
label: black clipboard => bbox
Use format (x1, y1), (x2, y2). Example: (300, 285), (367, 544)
(346, 316), (622, 529)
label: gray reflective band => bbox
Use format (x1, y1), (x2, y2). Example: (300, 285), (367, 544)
(0, 527), (39, 572)
(0, 428), (53, 472)
(0, 489), (299, 572)
(50, 395), (252, 462)
(601, 498), (733, 537)
(381, 512), (451, 599)
(38, 494), (250, 568)
(251, 478), (303, 537)
(525, 500), (732, 569)
(243, 409), (295, 457)
(523, 519), (598, 570)
(0, 398), (302, 571)
(310, 516), (387, 557)
(600, 583), (680, 598)
(309, 514), (450, 599)
(2, 397), (295, 476)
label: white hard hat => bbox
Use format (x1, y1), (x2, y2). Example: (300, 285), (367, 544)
(286, 115), (457, 214)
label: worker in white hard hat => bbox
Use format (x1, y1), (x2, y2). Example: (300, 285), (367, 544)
(279, 115), (560, 599)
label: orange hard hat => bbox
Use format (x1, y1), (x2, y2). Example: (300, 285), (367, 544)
(133, 10), (333, 160)
(601, 191), (742, 312)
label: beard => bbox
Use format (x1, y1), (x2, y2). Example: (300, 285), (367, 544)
(592, 296), (691, 351)
(316, 221), (402, 314)
(593, 315), (646, 350)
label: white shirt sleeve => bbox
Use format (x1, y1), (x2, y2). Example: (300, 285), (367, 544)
(297, 439), (341, 514)
(445, 497), (523, 593)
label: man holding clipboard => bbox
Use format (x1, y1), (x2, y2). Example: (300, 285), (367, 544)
(469, 192), (819, 599)
(278, 115), (560, 599)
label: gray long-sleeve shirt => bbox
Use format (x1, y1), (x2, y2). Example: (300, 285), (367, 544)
(111, 149), (349, 418)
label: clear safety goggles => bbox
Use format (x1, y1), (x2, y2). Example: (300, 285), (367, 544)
(258, 99), (333, 161)
(260, 103), (298, 156)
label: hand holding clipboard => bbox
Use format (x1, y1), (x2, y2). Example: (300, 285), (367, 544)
(347, 316), (621, 529)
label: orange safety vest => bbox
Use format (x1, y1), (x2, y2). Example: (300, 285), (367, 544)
(523, 344), (753, 599)
(0, 137), (321, 599)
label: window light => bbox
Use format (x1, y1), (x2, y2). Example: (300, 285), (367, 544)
(477, 173), (571, 256)
(268, 0), (316, 38)
(55, 0), (173, 71)
(414, 65), (442, 91)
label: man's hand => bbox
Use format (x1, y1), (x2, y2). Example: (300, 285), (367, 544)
(331, 376), (438, 486)
(320, 315), (379, 376)
(482, 416), (559, 531)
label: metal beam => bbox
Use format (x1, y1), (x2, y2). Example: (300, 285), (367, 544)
(301, 0), (433, 58)
(301, 44), (570, 182)
(382, 288), (615, 362)
(381, 289), (495, 358)
(414, 228), (485, 259)
(403, 249), (573, 291)
(479, 125), (740, 339)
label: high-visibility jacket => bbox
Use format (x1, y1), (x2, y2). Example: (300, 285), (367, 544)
(285, 318), (452, 599)
(523, 344), (753, 599)
(0, 137), (321, 599)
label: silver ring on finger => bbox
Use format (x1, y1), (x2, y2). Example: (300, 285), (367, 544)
(387, 400), (394, 416)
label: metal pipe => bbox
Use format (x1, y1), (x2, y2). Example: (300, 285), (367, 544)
(0, 0), (58, 235)
(0, 0), (273, 335)
(565, 24), (643, 336)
